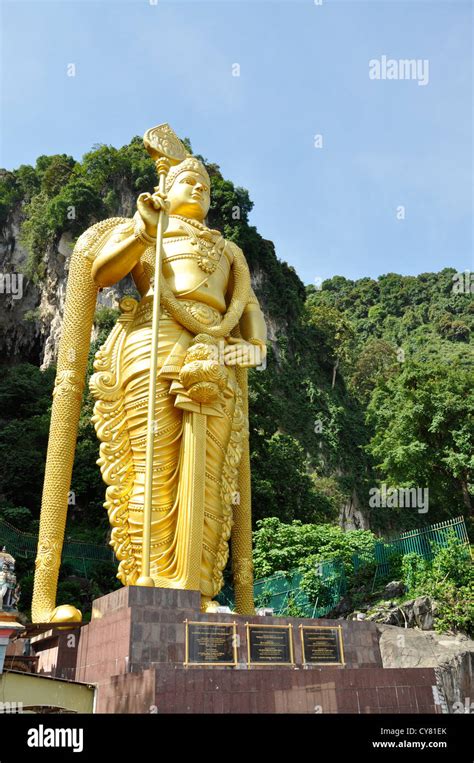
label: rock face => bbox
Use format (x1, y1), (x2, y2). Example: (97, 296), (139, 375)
(412, 595), (435, 631)
(339, 488), (369, 531)
(384, 580), (405, 598)
(0, 208), (42, 363)
(377, 624), (474, 713)
(366, 595), (436, 630)
(435, 652), (474, 714)
(0, 209), (135, 368)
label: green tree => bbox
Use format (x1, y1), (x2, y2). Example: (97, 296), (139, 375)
(306, 304), (355, 388)
(350, 338), (399, 401)
(38, 154), (75, 197)
(251, 433), (336, 525)
(252, 517), (376, 578)
(366, 354), (474, 522)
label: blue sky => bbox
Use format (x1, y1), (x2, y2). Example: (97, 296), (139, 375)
(1, 0), (472, 285)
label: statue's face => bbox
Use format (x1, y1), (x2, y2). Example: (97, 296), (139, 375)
(167, 170), (210, 220)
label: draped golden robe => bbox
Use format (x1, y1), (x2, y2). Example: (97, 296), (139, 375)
(90, 294), (246, 602)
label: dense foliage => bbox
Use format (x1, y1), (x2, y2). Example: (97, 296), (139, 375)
(254, 518), (473, 636)
(253, 517), (377, 579)
(402, 535), (474, 636)
(306, 270), (474, 532)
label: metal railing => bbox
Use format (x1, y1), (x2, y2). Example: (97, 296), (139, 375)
(0, 518), (114, 574)
(371, 516), (471, 589)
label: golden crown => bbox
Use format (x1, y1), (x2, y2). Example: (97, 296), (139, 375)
(165, 157), (210, 192)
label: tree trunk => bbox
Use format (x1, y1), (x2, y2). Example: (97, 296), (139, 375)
(459, 478), (473, 515)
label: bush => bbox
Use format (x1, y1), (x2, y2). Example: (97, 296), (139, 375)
(0, 505), (33, 531)
(401, 534), (474, 636)
(253, 517), (377, 579)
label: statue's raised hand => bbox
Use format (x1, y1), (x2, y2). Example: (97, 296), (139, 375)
(136, 190), (170, 237)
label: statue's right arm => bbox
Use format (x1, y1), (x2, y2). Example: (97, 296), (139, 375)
(91, 219), (148, 288)
(91, 191), (167, 288)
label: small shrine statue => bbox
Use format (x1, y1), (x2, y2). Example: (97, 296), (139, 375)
(0, 547), (18, 611)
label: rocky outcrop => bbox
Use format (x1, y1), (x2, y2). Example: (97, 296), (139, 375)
(0, 209), (137, 368)
(0, 207), (43, 363)
(384, 580), (405, 598)
(339, 488), (369, 530)
(377, 624), (474, 713)
(366, 595), (437, 630)
(435, 652), (474, 714)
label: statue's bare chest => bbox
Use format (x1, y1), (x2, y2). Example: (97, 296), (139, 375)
(140, 220), (233, 312)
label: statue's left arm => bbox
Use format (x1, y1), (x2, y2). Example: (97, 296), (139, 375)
(238, 287), (267, 355)
(224, 244), (267, 367)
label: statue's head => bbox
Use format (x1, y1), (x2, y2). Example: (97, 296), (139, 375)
(165, 158), (211, 221)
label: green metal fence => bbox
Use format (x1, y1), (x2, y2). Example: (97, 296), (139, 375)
(253, 559), (347, 618)
(218, 559), (347, 618)
(0, 518), (114, 575)
(220, 516), (471, 616)
(371, 516), (470, 589)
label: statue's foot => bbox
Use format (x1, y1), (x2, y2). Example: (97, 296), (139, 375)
(48, 604), (82, 624)
(201, 598), (221, 613)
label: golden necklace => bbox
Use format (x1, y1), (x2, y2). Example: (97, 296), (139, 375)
(169, 215), (225, 275)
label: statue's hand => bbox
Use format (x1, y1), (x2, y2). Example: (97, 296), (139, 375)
(224, 338), (266, 368)
(137, 189), (170, 236)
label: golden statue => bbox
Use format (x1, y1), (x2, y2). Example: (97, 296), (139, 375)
(31, 125), (267, 623)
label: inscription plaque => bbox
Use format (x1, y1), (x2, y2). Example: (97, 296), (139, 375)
(184, 620), (237, 666)
(246, 623), (294, 665)
(300, 625), (344, 665)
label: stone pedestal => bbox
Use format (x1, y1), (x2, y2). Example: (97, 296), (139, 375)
(72, 587), (441, 714)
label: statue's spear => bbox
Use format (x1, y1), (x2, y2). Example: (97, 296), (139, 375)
(136, 124), (188, 586)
